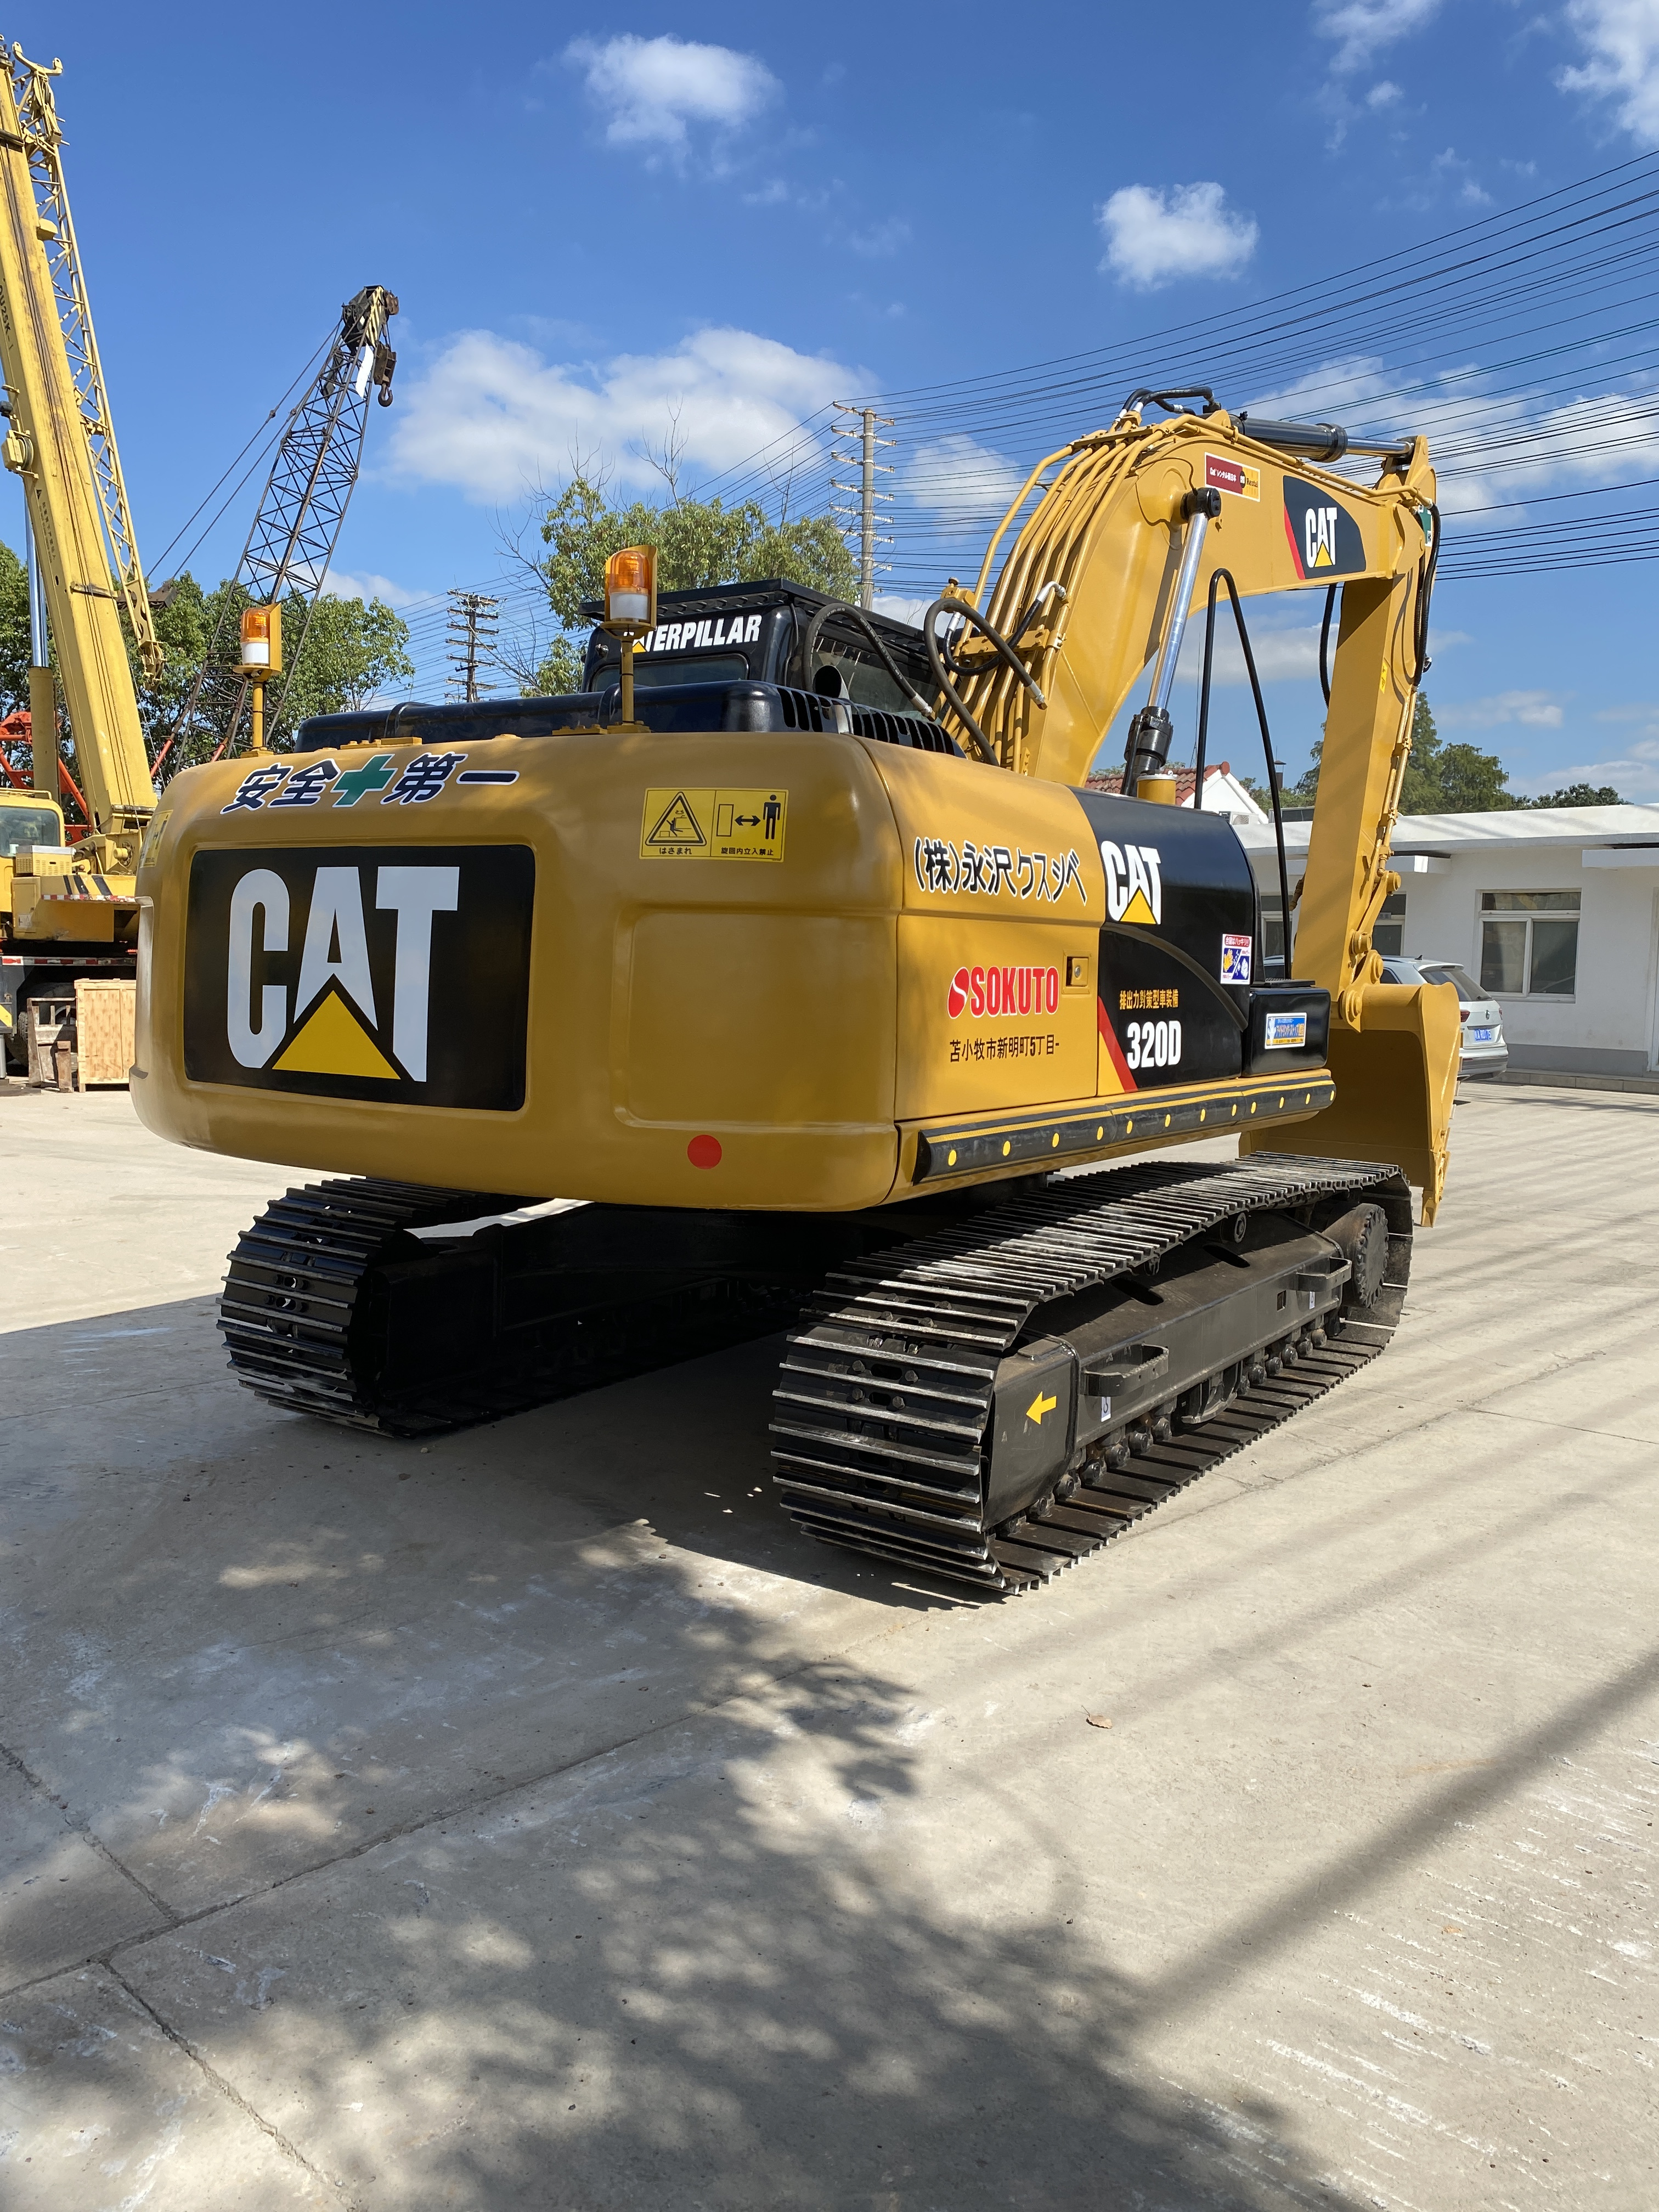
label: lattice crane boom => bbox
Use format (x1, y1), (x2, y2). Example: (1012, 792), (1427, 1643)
(158, 286), (398, 771)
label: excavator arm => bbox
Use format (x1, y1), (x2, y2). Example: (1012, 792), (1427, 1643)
(940, 401), (1460, 1218)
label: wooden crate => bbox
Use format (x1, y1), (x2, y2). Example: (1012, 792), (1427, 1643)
(74, 977), (136, 1088)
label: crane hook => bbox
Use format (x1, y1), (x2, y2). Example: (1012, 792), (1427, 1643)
(373, 341), (397, 408)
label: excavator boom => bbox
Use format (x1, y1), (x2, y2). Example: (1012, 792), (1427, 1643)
(938, 400), (1456, 1215)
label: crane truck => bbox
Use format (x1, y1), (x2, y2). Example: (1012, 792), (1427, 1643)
(0, 44), (161, 1066)
(132, 393), (1459, 1594)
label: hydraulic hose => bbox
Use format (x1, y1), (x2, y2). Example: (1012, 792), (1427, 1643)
(1318, 584), (1337, 709)
(1408, 503), (1441, 684)
(922, 592), (1047, 766)
(1119, 386), (1217, 420)
(1192, 568), (1294, 980)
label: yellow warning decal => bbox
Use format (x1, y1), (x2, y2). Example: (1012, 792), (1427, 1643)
(641, 789), (708, 855)
(273, 985), (400, 1080)
(640, 787), (788, 862)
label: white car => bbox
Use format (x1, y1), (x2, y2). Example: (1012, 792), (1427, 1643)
(1379, 956), (1508, 1079)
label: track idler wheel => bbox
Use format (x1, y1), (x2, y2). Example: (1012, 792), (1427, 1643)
(1323, 1201), (1391, 1311)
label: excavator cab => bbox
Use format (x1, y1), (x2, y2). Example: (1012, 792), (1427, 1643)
(578, 580), (934, 714)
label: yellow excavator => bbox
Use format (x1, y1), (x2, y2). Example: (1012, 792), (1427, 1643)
(132, 387), (1459, 1593)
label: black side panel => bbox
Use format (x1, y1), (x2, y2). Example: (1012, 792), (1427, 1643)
(1069, 788), (1257, 1090)
(1245, 985), (1331, 1072)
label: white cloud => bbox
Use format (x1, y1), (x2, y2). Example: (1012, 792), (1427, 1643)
(388, 325), (860, 505)
(847, 218), (911, 258)
(1560, 0), (1659, 140)
(906, 435), (1028, 517)
(1437, 691), (1566, 730)
(1426, 147), (1492, 206)
(321, 569), (422, 608)
(1097, 183), (1257, 291)
(1367, 79), (1403, 107)
(562, 34), (778, 155)
(872, 592), (932, 627)
(1239, 351), (1659, 515)
(1170, 620), (1321, 688)
(1314, 0), (1441, 75)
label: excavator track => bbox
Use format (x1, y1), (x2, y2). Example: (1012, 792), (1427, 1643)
(217, 1178), (815, 1436)
(770, 1154), (1412, 1595)
(218, 1155), (1412, 1604)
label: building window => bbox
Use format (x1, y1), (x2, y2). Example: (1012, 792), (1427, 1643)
(1479, 891), (1578, 997)
(1374, 889), (1407, 958)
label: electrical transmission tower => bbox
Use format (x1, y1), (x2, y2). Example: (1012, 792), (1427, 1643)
(445, 590), (499, 702)
(830, 404), (894, 609)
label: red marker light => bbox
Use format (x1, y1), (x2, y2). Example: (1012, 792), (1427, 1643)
(687, 1133), (722, 1169)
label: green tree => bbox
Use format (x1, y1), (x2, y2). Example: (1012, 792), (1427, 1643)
(1521, 782), (1623, 808)
(0, 539), (29, 714)
(276, 589), (414, 724)
(510, 460), (856, 690)
(129, 572), (214, 754)
(537, 470), (855, 630)
(519, 635), (585, 698)
(1400, 695), (1516, 814)
(0, 546), (414, 783)
(142, 577), (414, 771)
(1283, 695), (1524, 812)
(1285, 738), (1322, 806)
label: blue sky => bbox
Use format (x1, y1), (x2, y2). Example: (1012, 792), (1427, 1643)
(12, 0), (1659, 794)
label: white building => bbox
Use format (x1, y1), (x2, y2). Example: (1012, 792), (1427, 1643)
(1236, 804), (1659, 1077)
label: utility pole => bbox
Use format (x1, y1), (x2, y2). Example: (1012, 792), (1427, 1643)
(445, 589), (499, 702)
(830, 404), (894, 610)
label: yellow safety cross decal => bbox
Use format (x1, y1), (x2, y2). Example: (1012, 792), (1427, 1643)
(1026, 1390), (1058, 1425)
(640, 787), (788, 862)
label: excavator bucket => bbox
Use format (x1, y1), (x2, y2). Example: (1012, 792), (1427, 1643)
(1242, 981), (1462, 1223)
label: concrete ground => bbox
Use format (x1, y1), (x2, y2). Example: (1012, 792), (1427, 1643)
(2, 1082), (1655, 2212)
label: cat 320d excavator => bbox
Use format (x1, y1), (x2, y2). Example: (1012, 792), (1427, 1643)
(132, 393), (1458, 1593)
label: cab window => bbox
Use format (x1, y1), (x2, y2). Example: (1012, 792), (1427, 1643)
(810, 634), (932, 713)
(0, 805), (63, 856)
(592, 653), (749, 695)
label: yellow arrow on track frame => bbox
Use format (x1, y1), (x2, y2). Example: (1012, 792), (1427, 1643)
(1026, 1390), (1058, 1424)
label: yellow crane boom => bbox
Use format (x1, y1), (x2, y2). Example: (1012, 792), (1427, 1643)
(0, 41), (154, 872)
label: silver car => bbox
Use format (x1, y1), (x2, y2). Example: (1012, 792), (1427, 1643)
(1379, 956), (1508, 1079)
